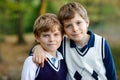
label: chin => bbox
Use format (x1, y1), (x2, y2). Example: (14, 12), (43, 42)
(71, 37), (80, 40)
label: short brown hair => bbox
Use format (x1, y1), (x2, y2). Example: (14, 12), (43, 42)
(33, 13), (63, 37)
(58, 2), (88, 26)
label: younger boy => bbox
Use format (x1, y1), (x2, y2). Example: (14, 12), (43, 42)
(21, 13), (67, 80)
(31, 2), (117, 80)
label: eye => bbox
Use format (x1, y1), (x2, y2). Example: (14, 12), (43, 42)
(65, 24), (72, 28)
(54, 33), (58, 36)
(55, 33), (61, 36)
(42, 34), (49, 38)
(76, 21), (81, 25)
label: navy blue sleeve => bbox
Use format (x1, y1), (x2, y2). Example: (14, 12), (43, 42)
(103, 40), (117, 80)
(28, 46), (35, 56)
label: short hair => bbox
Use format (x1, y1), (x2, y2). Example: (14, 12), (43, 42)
(33, 13), (63, 37)
(58, 2), (88, 25)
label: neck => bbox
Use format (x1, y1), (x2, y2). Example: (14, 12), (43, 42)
(47, 51), (57, 58)
(76, 34), (90, 48)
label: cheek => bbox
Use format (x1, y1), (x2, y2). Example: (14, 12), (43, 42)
(64, 32), (71, 38)
(64, 28), (71, 34)
(39, 38), (47, 44)
(57, 36), (62, 42)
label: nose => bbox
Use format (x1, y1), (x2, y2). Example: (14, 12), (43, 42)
(72, 24), (78, 32)
(49, 35), (54, 41)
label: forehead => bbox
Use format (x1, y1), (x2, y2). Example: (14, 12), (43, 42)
(41, 27), (61, 34)
(42, 25), (61, 32)
(46, 24), (61, 31)
(63, 13), (84, 24)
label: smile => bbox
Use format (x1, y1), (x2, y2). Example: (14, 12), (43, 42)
(72, 34), (80, 37)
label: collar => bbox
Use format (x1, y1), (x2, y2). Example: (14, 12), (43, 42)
(45, 51), (63, 61)
(70, 30), (95, 48)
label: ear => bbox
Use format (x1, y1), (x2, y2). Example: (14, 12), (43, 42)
(86, 18), (90, 28)
(34, 35), (40, 43)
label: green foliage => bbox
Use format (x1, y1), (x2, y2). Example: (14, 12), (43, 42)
(23, 0), (40, 33)
(23, 9), (39, 33)
(46, 1), (59, 14)
(0, 0), (120, 34)
(0, 0), (40, 34)
(101, 6), (114, 15)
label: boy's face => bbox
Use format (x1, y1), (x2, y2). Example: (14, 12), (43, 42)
(35, 27), (62, 53)
(63, 13), (89, 42)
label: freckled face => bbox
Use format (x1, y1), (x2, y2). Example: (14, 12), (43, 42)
(36, 27), (62, 53)
(63, 13), (89, 42)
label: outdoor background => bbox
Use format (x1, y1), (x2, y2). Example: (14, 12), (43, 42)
(0, 0), (120, 80)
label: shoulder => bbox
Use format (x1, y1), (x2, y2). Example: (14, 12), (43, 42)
(21, 56), (38, 80)
(24, 56), (33, 64)
(94, 33), (102, 39)
(94, 33), (106, 46)
(23, 56), (37, 69)
(56, 51), (64, 59)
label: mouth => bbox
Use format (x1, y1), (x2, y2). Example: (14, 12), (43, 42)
(48, 44), (56, 46)
(72, 34), (80, 37)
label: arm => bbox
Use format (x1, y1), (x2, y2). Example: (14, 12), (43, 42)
(21, 56), (38, 80)
(103, 40), (117, 80)
(31, 45), (48, 67)
(29, 38), (64, 67)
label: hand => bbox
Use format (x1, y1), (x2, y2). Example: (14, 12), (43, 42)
(32, 45), (48, 67)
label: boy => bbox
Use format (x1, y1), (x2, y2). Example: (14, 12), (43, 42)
(31, 2), (117, 80)
(21, 13), (67, 80)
